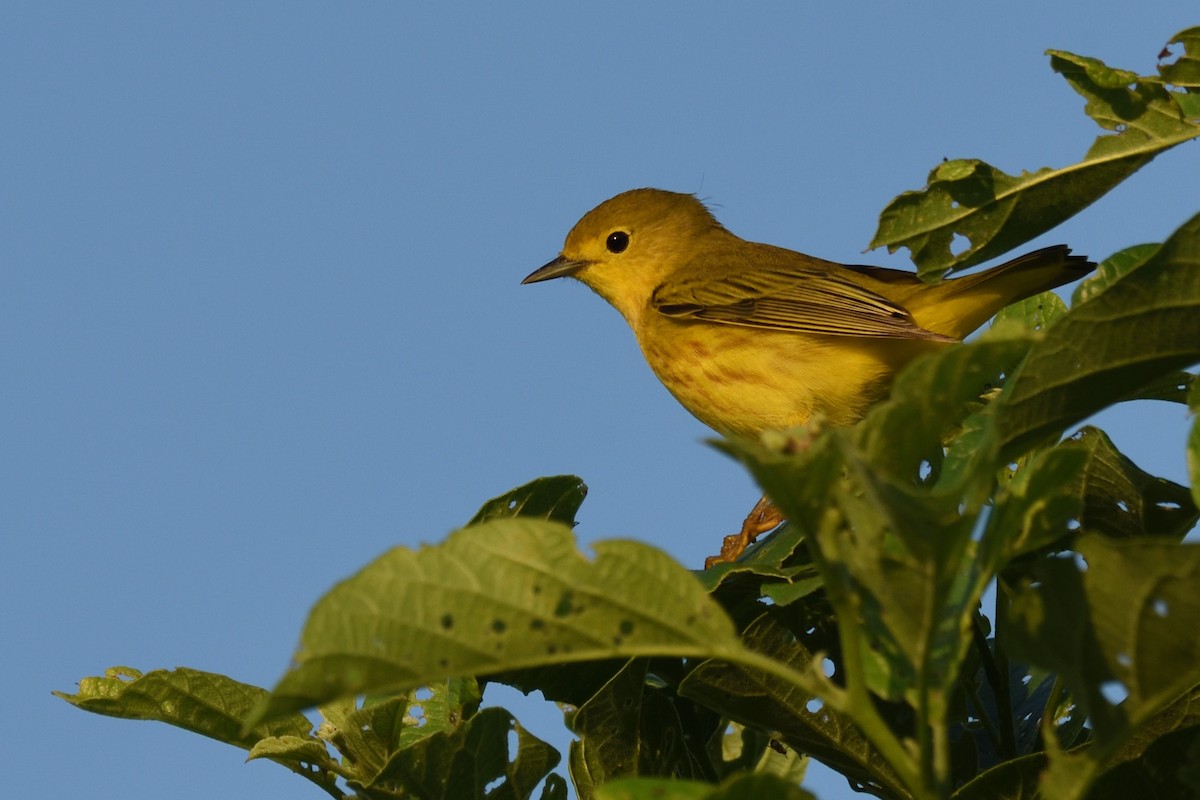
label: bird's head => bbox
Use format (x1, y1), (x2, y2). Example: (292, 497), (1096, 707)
(523, 188), (726, 324)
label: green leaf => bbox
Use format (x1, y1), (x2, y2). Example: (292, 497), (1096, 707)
(487, 659), (632, 710)
(1029, 686), (1200, 800)
(363, 705), (560, 800)
(55, 666), (311, 746)
(1155, 26), (1200, 89)
(1088, 724), (1200, 800)
(56, 667), (342, 797)
(1121, 369), (1195, 404)
(951, 753), (1045, 800)
(251, 518), (751, 724)
(710, 722), (809, 785)
(680, 611), (908, 799)
(716, 334), (1042, 795)
(468, 475), (587, 526)
(1068, 427), (1198, 541)
(696, 520), (823, 608)
(697, 521), (812, 593)
(758, 569), (825, 608)
(246, 735), (345, 790)
(859, 333), (1030, 494)
(1070, 243), (1159, 305)
(567, 658), (718, 791)
(870, 41), (1200, 276)
(540, 775), (571, 800)
(978, 441), (1088, 563)
(1101, 685), (1200, 768)
(991, 290), (1069, 334)
(831, 340), (1031, 681)
(594, 773), (814, 800)
(1070, 249), (1198, 402)
(992, 210), (1200, 459)
(1004, 535), (1200, 798)
(280, 677), (484, 789)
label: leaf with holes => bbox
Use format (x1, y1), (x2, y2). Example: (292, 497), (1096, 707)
(272, 677), (484, 788)
(468, 475), (587, 527)
(713, 722), (809, 785)
(978, 440), (1087, 564)
(55, 667), (341, 796)
(249, 518), (752, 725)
(680, 611), (908, 799)
(567, 658), (718, 795)
(1004, 534), (1200, 798)
(1015, 687), (1200, 800)
(1068, 427), (1198, 540)
(870, 30), (1200, 277)
(54, 666), (311, 744)
(1155, 26), (1200, 88)
(358, 705), (560, 800)
(992, 209), (1200, 459)
(723, 334), (1031, 713)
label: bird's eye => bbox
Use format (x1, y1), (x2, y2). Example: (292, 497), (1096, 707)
(606, 231), (630, 253)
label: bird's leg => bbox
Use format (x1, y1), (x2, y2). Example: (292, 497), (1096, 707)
(704, 495), (785, 568)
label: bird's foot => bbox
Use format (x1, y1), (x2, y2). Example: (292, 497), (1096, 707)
(704, 495), (785, 568)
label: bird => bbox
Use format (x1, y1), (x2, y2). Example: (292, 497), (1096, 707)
(523, 188), (1095, 567)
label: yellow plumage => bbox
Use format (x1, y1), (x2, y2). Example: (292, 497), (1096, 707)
(524, 188), (1095, 562)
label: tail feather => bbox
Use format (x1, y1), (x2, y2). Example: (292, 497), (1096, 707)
(914, 245), (1096, 339)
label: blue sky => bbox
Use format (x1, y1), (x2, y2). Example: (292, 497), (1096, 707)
(6, 3), (1198, 799)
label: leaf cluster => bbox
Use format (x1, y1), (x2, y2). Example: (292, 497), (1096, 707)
(57, 26), (1200, 800)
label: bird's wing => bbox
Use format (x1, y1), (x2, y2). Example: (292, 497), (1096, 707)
(651, 266), (955, 341)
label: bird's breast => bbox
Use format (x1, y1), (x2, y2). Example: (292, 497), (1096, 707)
(634, 315), (930, 437)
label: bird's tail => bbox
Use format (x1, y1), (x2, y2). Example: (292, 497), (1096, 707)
(914, 245), (1096, 339)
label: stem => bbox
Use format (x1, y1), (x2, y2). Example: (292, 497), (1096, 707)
(915, 578), (951, 800)
(835, 597), (934, 800)
(932, 723), (952, 800)
(972, 610), (1016, 759)
(1040, 675), (1067, 752)
(963, 672), (1003, 756)
(915, 632), (935, 794)
(991, 586), (1018, 759)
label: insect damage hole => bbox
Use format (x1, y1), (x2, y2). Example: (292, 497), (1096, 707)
(1099, 680), (1128, 705)
(553, 590), (577, 617)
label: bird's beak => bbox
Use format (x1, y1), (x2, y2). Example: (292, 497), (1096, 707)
(522, 255), (588, 284)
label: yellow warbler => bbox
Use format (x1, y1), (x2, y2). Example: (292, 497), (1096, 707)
(523, 188), (1094, 565)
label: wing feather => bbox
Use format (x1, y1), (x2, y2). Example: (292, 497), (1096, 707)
(652, 266), (954, 341)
